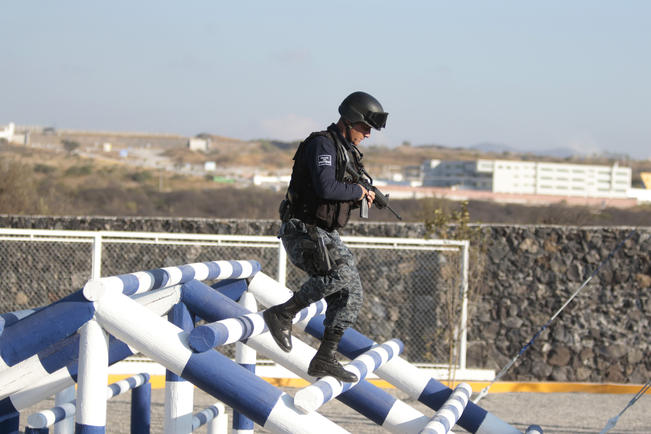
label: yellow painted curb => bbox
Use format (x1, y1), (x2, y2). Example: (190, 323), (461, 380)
(108, 375), (649, 395)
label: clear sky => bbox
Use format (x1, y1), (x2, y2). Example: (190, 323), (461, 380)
(1, 1), (650, 159)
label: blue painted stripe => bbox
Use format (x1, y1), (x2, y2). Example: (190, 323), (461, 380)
(51, 405), (68, 423)
(188, 323), (229, 352)
(230, 261), (243, 278)
(205, 262), (222, 278)
(351, 359), (368, 379)
(315, 381), (334, 403)
(130, 381), (151, 434)
(337, 380), (394, 426)
(237, 315), (256, 339)
(239, 363), (256, 373)
(196, 406), (217, 425)
(211, 279), (248, 302)
(108, 382), (122, 396)
(179, 265), (196, 282)
(419, 378), (486, 432)
(75, 423), (106, 433)
(0, 300), (95, 366)
(166, 371), (184, 382)
(0, 413), (19, 433)
(368, 350), (383, 369)
(149, 268), (169, 290)
(233, 410), (255, 430)
(118, 274), (140, 295)
(182, 350), (281, 426)
(0, 398), (18, 423)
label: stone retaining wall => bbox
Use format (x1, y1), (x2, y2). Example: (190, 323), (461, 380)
(1, 215), (648, 383)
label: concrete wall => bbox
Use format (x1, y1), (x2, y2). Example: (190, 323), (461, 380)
(1, 215), (648, 383)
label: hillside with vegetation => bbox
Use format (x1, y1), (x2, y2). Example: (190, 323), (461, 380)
(1, 135), (650, 226)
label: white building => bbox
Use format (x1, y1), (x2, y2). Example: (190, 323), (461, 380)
(188, 137), (210, 152)
(0, 122), (29, 145)
(422, 159), (632, 198)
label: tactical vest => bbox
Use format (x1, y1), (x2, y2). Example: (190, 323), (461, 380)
(284, 128), (361, 231)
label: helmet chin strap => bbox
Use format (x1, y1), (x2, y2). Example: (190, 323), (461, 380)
(344, 122), (353, 144)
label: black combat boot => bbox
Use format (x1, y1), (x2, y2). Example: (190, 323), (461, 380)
(263, 296), (306, 352)
(307, 328), (358, 383)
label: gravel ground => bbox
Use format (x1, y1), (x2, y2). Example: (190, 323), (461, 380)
(19, 386), (650, 433)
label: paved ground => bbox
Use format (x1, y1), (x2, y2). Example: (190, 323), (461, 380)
(20, 386), (650, 433)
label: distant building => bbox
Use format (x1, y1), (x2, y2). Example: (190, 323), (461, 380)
(422, 159), (632, 198)
(204, 161), (216, 172)
(0, 122), (29, 145)
(188, 137), (210, 152)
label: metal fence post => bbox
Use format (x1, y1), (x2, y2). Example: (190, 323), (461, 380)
(277, 240), (287, 288)
(459, 241), (470, 371)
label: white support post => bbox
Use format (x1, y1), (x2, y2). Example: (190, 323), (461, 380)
(53, 385), (75, 434)
(234, 291), (257, 434)
(277, 241), (287, 287)
(76, 319), (109, 432)
(459, 241), (470, 371)
(165, 302), (195, 434)
(91, 234), (102, 279)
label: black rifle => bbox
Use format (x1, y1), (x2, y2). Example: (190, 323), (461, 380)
(345, 162), (402, 220)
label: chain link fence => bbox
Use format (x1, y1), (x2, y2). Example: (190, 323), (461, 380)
(0, 229), (468, 366)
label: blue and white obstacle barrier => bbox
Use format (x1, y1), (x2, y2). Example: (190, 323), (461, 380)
(82, 260), (260, 300)
(247, 271), (521, 434)
(0, 286), (179, 401)
(420, 382), (472, 434)
(1, 256), (543, 434)
(188, 297), (327, 353)
(294, 338), (404, 414)
(26, 374), (151, 432)
(182, 279), (433, 434)
(87, 286), (350, 433)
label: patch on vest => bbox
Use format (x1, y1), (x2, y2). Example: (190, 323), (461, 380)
(317, 154), (332, 166)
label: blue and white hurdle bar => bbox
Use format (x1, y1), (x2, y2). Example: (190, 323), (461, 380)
(247, 271), (520, 434)
(0, 259), (258, 374)
(188, 294), (327, 353)
(84, 279), (350, 433)
(294, 338), (404, 414)
(82, 259), (260, 300)
(25, 373), (151, 433)
(192, 402), (228, 434)
(183, 279), (434, 433)
(420, 382), (472, 434)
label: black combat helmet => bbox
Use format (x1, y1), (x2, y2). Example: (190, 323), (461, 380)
(338, 91), (388, 130)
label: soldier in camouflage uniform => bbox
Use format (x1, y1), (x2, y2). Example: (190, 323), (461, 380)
(263, 91), (388, 382)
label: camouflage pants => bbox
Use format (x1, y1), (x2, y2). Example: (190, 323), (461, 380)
(279, 218), (363, 331)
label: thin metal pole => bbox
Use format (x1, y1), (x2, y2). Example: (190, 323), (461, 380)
(459, 241), (470, 371)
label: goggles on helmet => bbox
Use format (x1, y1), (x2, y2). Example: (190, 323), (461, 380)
(364, 110), (388, 130)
